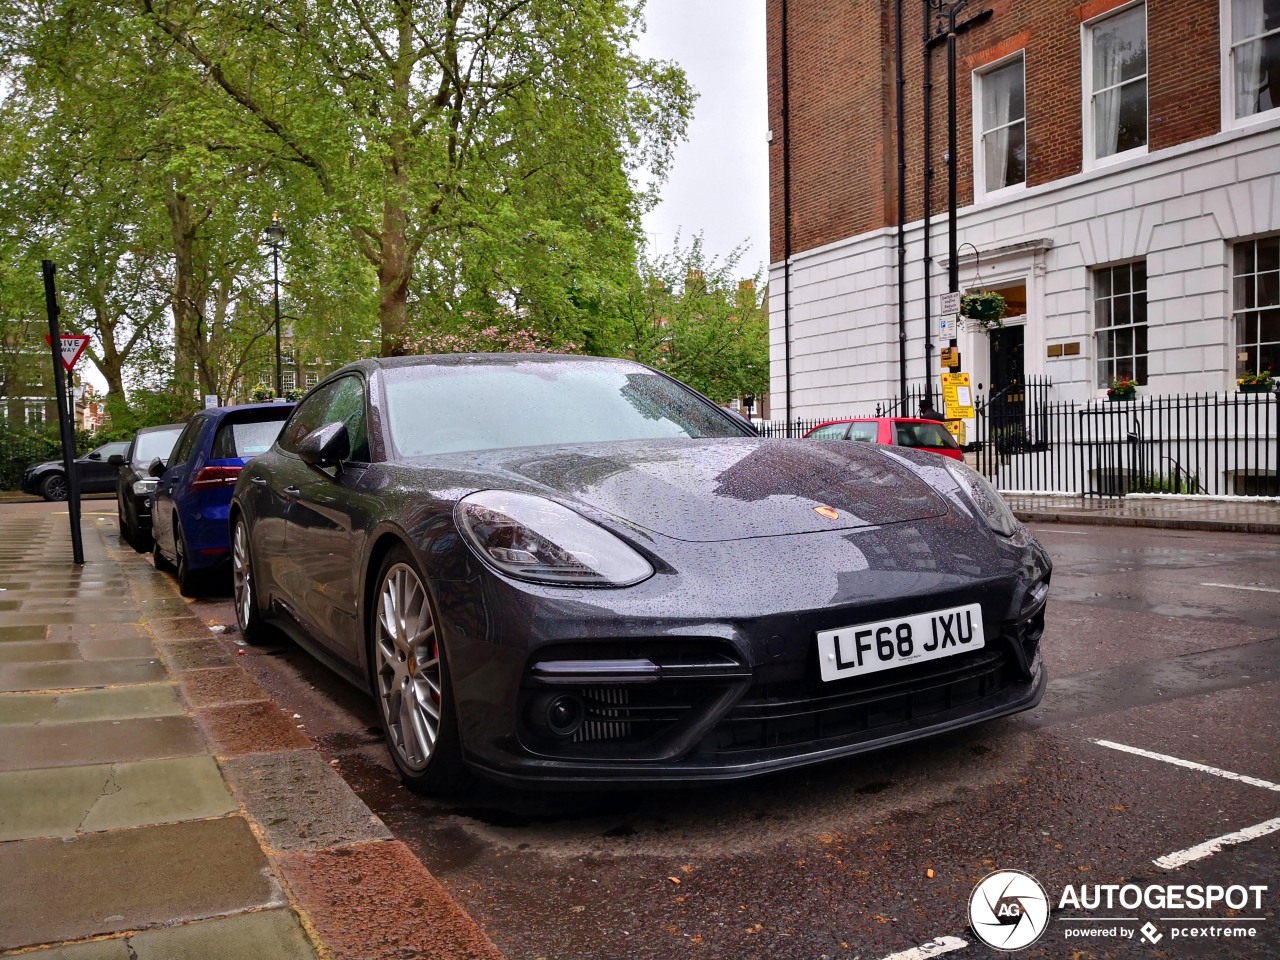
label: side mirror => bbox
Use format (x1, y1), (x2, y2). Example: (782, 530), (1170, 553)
(297, 421), (350, 470)
(87, 451), (102, 460)
(108, 454), (125, 467)
(148, 457), (166, 479)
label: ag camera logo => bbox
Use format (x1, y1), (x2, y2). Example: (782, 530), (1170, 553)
(969, 869), (1050, 950)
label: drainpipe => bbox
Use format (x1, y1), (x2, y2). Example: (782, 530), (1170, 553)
(922, 0), (935, 411)
(781, 0), (793, 434)
(896, 0), (908, 406)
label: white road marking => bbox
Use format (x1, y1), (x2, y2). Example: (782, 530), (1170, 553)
(877, 937), (968, 960)
(1155, 817), (1280, 869)
(1091, 740), (1280, 792)
(1091, 741), (1280, 868)
(1199, 582), (1280, 594)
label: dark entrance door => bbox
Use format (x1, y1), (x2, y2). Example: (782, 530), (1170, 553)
(989, 324), (1026, 453)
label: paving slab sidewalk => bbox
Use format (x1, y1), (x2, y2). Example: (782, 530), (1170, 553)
(0, 501), (505, 960)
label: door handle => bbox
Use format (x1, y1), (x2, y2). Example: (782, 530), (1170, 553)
(250, 476), (268, 485)
(283, 485), (301, 499)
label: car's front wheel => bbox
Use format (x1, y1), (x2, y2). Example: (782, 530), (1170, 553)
(232, 516), (267, 643)
(370, 546), (465, 795)
(40, 473), (68, 502)
(173, 522), (200, 598)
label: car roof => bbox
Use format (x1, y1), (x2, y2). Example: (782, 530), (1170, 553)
(136, 422), (185, 434)
(197, 402), (295, 419)
(330, 353), (640, 377)
(816, 417), (945, 426)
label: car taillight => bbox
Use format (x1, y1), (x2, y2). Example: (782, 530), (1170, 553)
(190, 466), (242, 490)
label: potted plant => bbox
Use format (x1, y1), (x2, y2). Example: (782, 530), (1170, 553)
(250, 384), (276, 403)
(1237, 369), (1275, 394)
(1106, 375), (1138, 402)
(960, 291), (1006, 332)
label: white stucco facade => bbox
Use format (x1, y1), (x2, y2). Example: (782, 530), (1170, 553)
(768, 115), (1280, 420)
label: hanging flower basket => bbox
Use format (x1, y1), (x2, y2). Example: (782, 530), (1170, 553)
(960, 291), (1006, 331)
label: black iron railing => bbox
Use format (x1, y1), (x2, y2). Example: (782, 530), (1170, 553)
(756, 381), (1278, 498)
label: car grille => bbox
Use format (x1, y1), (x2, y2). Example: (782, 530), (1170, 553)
(519, 599), (1045, 762)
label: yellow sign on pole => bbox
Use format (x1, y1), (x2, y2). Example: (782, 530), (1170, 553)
(941, 372), (974, 420)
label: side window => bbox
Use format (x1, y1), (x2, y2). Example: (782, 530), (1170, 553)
(278, 382), (342, 454)
(277, 377), (369, 461)
(848, 423), (879, 443)
(167, 420), (204, 467)
(808, 424), (850, 440)
(324, 376), (371, 463)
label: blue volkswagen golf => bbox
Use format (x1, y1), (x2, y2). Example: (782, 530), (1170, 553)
(151, 402), (294, 595)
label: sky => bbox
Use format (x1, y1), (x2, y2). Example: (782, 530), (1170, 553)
(634, 0), (771, 276)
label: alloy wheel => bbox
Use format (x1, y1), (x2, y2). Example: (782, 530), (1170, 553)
(232, 520), (253, 632)
(374, 562), (443, 774)
(42, 473), (68, 502)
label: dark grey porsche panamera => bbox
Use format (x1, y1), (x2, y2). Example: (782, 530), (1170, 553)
(230, 354), (1050, 793)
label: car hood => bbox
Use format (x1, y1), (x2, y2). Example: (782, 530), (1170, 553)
(413, 438), (950, 543)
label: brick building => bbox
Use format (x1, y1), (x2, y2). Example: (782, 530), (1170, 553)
(767, 0), (1280, 419)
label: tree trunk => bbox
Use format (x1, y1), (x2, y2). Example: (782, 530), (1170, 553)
(164, 182), (199, 411)
(378, 6), (415, 358)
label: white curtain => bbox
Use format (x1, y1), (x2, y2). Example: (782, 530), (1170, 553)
(984, 67), (1014, 191)
(1233, 0), (1266, 118)
(1093, 25), (1124, 157)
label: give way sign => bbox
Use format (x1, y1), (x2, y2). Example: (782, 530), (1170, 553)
(44, 334), (90, 372)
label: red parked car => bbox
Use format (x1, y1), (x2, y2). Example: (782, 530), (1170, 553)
(803, 417), (964, 461)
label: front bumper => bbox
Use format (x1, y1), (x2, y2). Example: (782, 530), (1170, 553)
(435, 517), (1051, 786)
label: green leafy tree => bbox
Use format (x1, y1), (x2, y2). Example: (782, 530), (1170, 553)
(133, 0), (693, 351)
(617, 236), (769, 403)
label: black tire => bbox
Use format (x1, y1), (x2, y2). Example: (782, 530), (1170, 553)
(117, 497), (127, 538)
(231, 515), (268, 643)
(369, 546), (466, 795)
(40, 472), (68, 502)
(174, 521), (201, 597)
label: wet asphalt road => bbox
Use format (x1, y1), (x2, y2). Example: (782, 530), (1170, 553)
(181, 523), (1280, 960)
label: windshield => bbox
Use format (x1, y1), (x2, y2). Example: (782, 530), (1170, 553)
(133, 427), (184, 465)
(212, 416), (290, 459)
(383, 359), (749, 457)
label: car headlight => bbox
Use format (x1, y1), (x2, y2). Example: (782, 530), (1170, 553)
(456, 490), (654, 587)
(942, 459), (1021, 537)
(132, 479), (159, 496)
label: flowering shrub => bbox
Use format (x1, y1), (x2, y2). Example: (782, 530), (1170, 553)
(1107, 376), (1137, 399)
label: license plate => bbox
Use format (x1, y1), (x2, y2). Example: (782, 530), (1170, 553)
(816, 602), (985, 681)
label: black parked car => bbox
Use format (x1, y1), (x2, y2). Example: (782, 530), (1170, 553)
(22, 441), (131, 501)
(115, 422), (185, 550)
(231, 355), (1051, 794)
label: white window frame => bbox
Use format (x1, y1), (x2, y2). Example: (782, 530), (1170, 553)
(1231, 233), (1280, 380)
(1093, 260), (1149, 389)
(972, 51), (1027, 202)
(282, 370), (296, 392)
(1221, 0), (1280, 129)
(305, 371), (319, 388)
(1081, 1), (1149, 170)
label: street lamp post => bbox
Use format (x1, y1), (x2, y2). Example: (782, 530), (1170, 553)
(264, 213), (286, 397)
